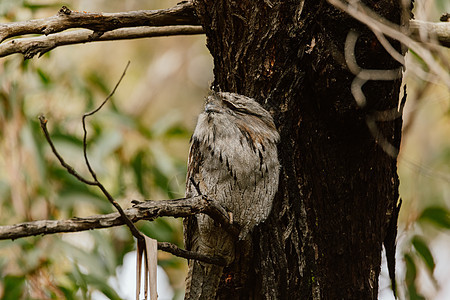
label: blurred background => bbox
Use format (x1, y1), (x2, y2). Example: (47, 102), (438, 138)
(0, 0), (448, 299)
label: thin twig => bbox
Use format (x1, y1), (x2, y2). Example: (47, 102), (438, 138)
(158, 242), (226, 266)
(38, 115), (97, 186)
(79, 61), (144, 242)
(82, 61), (130, 181)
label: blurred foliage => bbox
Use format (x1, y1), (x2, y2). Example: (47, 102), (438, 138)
(0, 1), (211, 299)
(0, 0), (449, 300)
(395, 0), (450, 298)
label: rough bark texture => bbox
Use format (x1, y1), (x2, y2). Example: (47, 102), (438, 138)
(192, 0), (404, 299)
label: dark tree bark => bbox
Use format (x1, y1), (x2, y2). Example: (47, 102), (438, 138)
(192, 0), (405, 299)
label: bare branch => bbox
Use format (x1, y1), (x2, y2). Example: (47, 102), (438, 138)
(0, 196), (237, 240)
(0, 1), (199, 43)
(410, 20), (450, 48)
(0, 196), (234, 265)
(0, 26), (204, 59)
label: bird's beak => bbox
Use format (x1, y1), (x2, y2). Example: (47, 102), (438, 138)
(205, 102), (220, 113)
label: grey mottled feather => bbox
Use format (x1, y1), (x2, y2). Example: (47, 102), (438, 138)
(184, 92), (280, 299)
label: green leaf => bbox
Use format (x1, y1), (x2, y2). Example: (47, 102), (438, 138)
(57, 285), (77, 300)
(404, 254), (426, 300)
(408, 49), (428, 71)
(58, 239), (108, 278)
(50, 129), (84, 146)
(412, 236), (435, 273)
(69, 262), (121, 300)
(132, 151), (147, 195)
(37, 67), (51, 86)
(87, 71), (111, 96)
(404, 253), (416, 285)
(139, 217), (178, 243)
(2, 275), (25, 300)
(90, 130), (123, 170)
(165, 125), (189, 137)
(419, 206), (450, 229)
(91, 230), (118, 275)
(83, 274), (122, 300)
(23, 1), (64, 11)
(71, 264), (89, 300)
(152, 166), (171, 195)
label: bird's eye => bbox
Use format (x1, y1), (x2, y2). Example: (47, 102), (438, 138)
(222, 100), (237, 110)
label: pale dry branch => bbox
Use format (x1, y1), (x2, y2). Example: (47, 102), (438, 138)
(0, 26), (204, 59)
(410, 20), (450, 48)
(0, 2), (199, 43)
(0, 196), (232, 265)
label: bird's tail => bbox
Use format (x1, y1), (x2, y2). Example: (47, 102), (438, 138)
(184, 259), (224, 300)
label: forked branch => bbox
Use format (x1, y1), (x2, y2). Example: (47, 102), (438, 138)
(38, 61), (143, 241)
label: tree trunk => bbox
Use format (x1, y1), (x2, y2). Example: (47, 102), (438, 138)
(192, 0), (404, 298)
